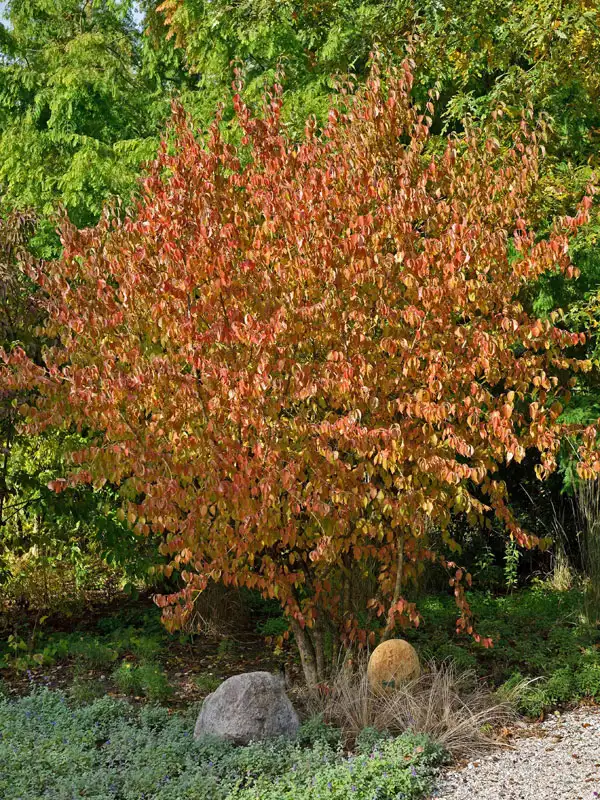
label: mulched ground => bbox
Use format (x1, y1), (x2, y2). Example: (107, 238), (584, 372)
(0, 592), (298, 708)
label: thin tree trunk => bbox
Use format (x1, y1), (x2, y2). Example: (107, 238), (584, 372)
(289, 618), (319, 686)
(383, 533), (404, 640)
(0, 416), (14, 535)
(312, 620), (326, 682)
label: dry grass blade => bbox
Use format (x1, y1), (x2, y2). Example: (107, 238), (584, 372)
(383, 662), (516, 756)
(304, 654), (516, 757)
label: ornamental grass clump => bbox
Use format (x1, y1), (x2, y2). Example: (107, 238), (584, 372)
(305, 655), (515, 756)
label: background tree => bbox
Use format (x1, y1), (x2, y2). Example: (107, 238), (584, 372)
(4, 67), (596, 681)
(0, 211), (152, 609)
(0, 1), (192, 603)
(0, 211), (38, 533)
(157, 0), (600, 149)
(0, 0), (192, 254)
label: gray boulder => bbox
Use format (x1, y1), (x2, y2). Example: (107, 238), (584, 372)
(194, 671), (300, 745)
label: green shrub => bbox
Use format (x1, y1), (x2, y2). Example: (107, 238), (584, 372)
(355, 726), (392, 754)
(256, 617), (289, 638)
(0, 689), (444, 800)
(405, 585), (600, 713)
(296, 714), (342, 748)
(71, 637), (119, 668)
(112, 659), (171, 702)
(545, 668), (577, 706)
(422, 643), (478, 672)
(129, 634), (162, 662)
(113, 660), (139, 694)
(96, 605), (164, 636)
(575, 660), (600, 697)
(500, 656), (600, 718)
(217, 638), (237, 660)
(194, 673), (222, 694)
(498, 672), (548, 718)
(136, 662), (172, 703)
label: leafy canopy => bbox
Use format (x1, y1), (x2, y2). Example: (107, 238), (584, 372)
(3, 67), (598, 680)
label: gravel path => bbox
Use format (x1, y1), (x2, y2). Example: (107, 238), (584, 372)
(431, 706), (600, 800)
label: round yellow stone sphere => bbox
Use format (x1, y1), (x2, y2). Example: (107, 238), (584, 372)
(367, 639), (420, 691)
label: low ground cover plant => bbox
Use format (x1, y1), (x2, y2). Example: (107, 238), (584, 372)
(0, 688), (444, 800)
(0, 605), (168, 671)
(194, 673), (222, 693)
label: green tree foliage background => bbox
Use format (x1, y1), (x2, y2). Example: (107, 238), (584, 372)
(0, 0), (185, 602)
(0, 0), (193, 253)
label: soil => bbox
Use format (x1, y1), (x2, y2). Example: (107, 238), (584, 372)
(0, 591), (301, 709)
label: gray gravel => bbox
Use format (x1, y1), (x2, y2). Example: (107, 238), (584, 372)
(431, 706), (600, 800)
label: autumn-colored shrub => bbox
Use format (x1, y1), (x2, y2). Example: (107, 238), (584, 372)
(3, 64), (598, 684)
